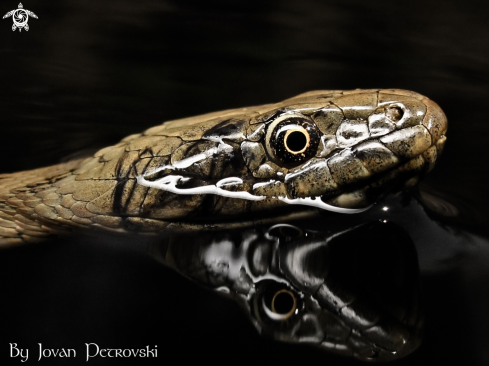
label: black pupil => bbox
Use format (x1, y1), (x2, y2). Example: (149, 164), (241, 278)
(286, 131), (307, 152)
(273, 292), (295, 314)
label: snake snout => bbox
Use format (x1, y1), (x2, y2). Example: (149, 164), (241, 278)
(422, 97), (448, 154)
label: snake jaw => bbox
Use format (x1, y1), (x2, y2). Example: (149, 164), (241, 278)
(137, 148), (371, 214)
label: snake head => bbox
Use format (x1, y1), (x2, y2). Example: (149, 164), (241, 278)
(134, 89), (447, 219)
(247, 89), (447, 208)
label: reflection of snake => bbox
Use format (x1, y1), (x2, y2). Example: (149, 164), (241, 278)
(0, 89), (447, 247)
(155, 219), (423, 361)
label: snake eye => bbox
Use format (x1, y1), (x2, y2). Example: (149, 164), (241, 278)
(266, 114), (321, 166)
(253, 281), (301, 325)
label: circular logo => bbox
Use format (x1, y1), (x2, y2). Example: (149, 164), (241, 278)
(12, 9), (28, 28)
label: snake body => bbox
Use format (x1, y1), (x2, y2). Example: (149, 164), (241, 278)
(0, 89), (447, 247)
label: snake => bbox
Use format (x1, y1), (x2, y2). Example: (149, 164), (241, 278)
(0, 89), (447, 248)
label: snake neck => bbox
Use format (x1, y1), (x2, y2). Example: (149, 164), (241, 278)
(0, 160), (83, 247)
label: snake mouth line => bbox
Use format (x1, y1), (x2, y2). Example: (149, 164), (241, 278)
(136, 174), (373, 214)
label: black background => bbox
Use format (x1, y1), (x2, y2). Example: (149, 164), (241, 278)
(1, 1), (489, 365)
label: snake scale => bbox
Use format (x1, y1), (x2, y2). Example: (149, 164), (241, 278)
(0, 89), (447, 247)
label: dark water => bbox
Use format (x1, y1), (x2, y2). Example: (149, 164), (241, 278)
(1, 0), (489, 365)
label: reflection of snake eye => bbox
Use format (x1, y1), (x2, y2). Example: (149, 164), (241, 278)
(266, 115), (320, 166)
(253, 281), (301, 325)
(271, 289), (297, 319)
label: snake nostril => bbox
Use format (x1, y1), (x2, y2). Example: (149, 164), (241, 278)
(386, 106), (404, 122)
